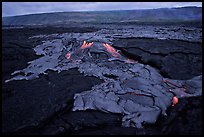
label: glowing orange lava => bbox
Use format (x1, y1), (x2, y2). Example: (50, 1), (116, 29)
(172, 96), (179, 106)
(66, 53), (71, 60)
(102, 43), (121, 58)
(80, 41), (94, 49)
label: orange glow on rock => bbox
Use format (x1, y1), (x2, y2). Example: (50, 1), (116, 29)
(172, 96), (179, 106)
(66, 53), (71, 60)
(102, 43), (121, 58)
(162, 79), (181, 88)
(80, 41), (94, 49)
(125, 59), (137, 64)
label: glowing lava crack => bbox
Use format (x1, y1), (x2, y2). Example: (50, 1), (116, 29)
(5, 32), (202, 128)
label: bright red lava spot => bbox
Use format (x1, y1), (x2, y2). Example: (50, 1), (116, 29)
(66, 53), (71, 60)
(80, 41), (94, 49)
(172, 96), (179, 106)
(102, 43), (121, 58)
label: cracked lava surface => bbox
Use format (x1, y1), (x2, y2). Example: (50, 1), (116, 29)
(5, 30), (202, 128)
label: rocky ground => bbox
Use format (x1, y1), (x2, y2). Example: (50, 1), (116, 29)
(113, 37), (202, 80)
(2, 23), (202, 135)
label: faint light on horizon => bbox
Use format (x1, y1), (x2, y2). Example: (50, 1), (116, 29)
(2, 2), (202, 17)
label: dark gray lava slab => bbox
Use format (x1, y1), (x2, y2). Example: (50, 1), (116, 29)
(3, 27), (202, 130)
(2, 69), (103, 133)
(72, 96), (202, 135)
(10, 96), (202, 135)
(2, 27), (102, 134)
(2, 25), (202, 135)
(113, 38), (202, 80)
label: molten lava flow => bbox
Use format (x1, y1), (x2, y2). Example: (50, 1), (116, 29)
(80, 41), (94, 49)
(102, 43), (121, 58)
(65, 41), (93, 60)
(172, 96), (179, 106)
(66, 53), (71, 60)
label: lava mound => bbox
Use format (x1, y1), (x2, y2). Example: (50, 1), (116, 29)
(5, 32), (202, 129)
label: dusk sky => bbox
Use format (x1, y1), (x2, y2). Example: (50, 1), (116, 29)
(2, 2), (202, 17)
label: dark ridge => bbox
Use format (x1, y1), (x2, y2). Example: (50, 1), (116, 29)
(3, 7), (202, 26)
(159, 70), (172, 79)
